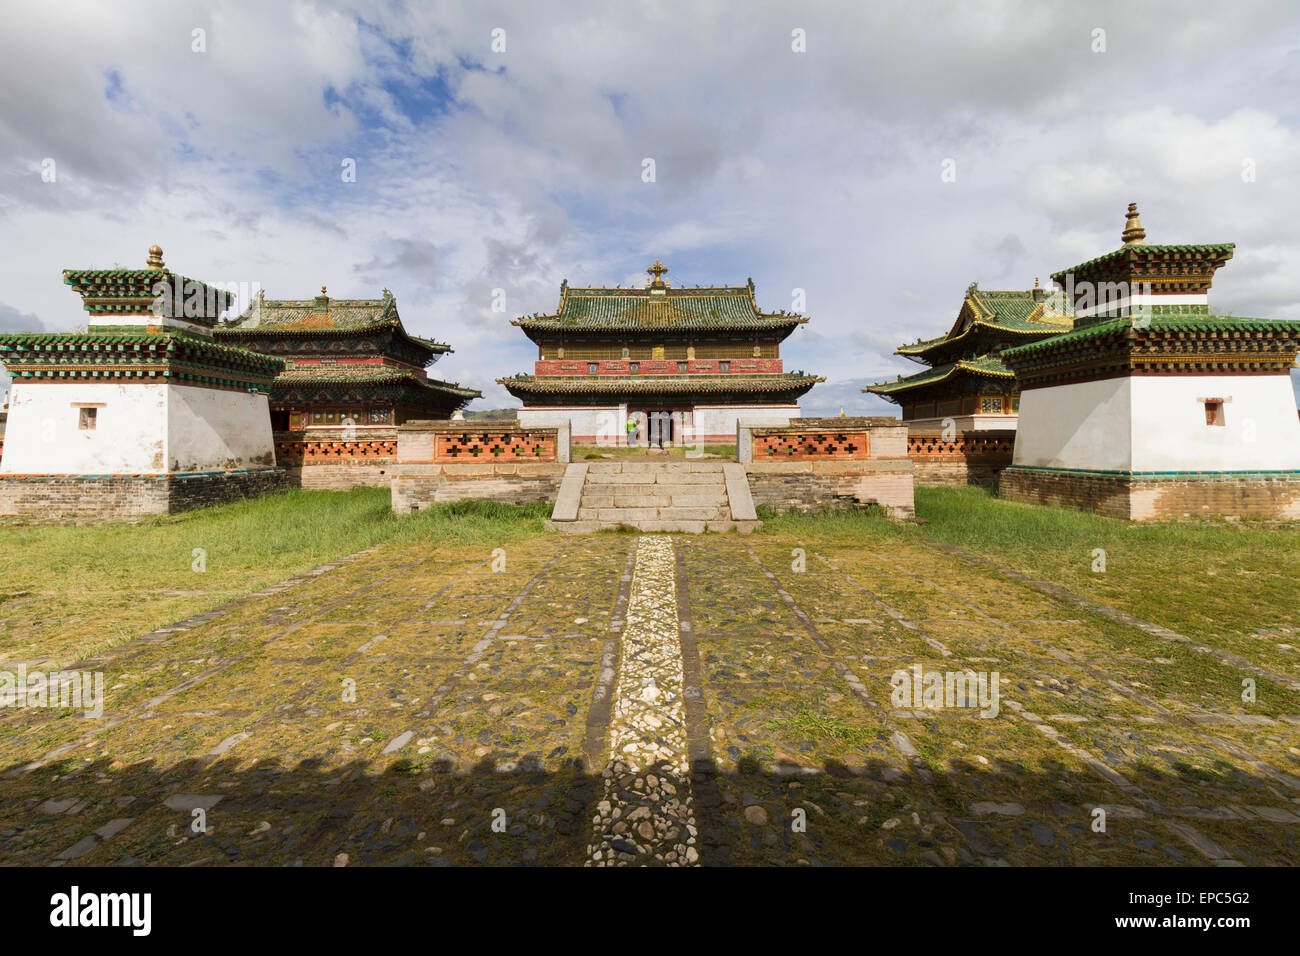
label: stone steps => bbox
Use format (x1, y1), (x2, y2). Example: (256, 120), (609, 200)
(547, 460), (761, 534)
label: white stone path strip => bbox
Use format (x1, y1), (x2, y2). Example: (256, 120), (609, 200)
(587, 536), (699, 866)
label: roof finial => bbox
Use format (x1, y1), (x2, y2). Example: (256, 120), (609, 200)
(1034, 276), (1040, 289)
(1121, 202), (1147, 245)
(146, 244), (165, 270)
(646, 259), (668, 287)
(321, 285), (327, 296)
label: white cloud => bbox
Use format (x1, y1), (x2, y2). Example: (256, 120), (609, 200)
(1, 0), (1298, 411)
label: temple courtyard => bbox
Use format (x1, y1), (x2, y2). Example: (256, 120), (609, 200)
(1, 489), (1298, 866)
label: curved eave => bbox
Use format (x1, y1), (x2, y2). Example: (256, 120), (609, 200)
(864, 361), (1015, 395)
(275, 370), (481, 401)
(496, 374), (824, 397)
(896, 319), (1071, 358)
(216, 320), (452, 355)
(510, 316), (808, 337)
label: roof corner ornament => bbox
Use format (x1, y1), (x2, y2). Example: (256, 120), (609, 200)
(146, 244), (165, 271)
(646, 259), (669, 288)
(1121, 202), (1147, 245)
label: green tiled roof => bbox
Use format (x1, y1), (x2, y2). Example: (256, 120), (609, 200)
(0, 331), (283, 374)
(0, 330), (283, 391)
(865, 355), (1014, 395)
(218, 293), (451, 353)
(897, 287), (1071, 357)
(1050, 243), (1235, 284)
(1002, 314), (1300, 360)
(62, 268), (235, 322)
(514, 281), (807, 333)
(498, 372), (822, 395)
(276, 368), (481, 399)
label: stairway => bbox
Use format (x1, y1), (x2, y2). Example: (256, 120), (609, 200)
(547, 460), (761, 533)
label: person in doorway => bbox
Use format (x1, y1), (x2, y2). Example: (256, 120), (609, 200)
(626, 415), (638, 447)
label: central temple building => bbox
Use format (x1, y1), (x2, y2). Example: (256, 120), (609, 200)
(498, 261), (823, 444)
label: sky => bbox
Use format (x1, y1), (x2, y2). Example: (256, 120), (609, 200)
(2, 0), (1299, 413)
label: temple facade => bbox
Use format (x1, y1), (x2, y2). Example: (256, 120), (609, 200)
(214, 287), (480, 430)
(1001, 204), (1300, 520)
(866, 282), (1073, 431)
(0, 245), (285, 518)
(498, 261), (823, 445)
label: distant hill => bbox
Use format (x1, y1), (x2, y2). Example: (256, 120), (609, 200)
(463, 408), (521, 420)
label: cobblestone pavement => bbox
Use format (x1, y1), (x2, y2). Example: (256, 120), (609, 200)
(1, 530), (1298, 866)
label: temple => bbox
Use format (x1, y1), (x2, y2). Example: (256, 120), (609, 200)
(1001, 203), (1300, 520)
(498, 261), (823, 444)
(866, 282), (1073, 431)
(0, 245), (285, 518)
(214, 287), (480, 430)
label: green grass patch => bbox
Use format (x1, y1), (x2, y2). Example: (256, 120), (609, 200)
(765, 705), (877, 748)
(0, 488), (549, 662)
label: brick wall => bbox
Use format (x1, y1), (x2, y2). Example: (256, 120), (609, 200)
(274, 428), (395, 490)
(396, 419), (567, 465)
(739, 418), (914, 519)
(908, 430), (1015, 488)
(1001, 466), (1300, 521)
(534, 358), (783, 375)
(391, 463), (567, 512)
(0, 468), (287, 521)
(391, 419), (569, 512)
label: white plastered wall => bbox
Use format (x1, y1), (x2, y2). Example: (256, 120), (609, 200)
(167, 384), (276, 472)
(1013, 373), (1300, 472)
(1129, 374), (1300, 472)
(1011, 378), (1133, 471)
(2, 382), (276, 475)
(2, 382), (169, 474)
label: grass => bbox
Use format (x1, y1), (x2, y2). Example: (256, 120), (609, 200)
(0, 488), (549, 663)
(908, 485), (1300, 654)
(765, 705), (878, 748)
(757, 486), (1300, 688)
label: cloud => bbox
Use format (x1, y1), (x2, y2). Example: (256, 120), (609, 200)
(0, 0), (1298, 415)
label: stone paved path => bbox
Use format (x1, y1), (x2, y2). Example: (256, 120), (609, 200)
(587, 536), (698, 865)
(1, 530), (1298, 866)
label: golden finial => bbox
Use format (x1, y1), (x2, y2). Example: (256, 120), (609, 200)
(1034, 276), (1040, 289)
(146, 244), (165, 270)
(646, 259), (668, 287)
(1121, 202), (1147, 245)
(321, 285), (328, 296)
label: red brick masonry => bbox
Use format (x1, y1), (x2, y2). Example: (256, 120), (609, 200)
(1000, 466), (1300, 521)
(740, 417), (914, 519)
(907, 429), (1016, 487)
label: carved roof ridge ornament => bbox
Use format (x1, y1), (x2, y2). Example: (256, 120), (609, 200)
(1121, 202), (1147, 246)
(146, 244), (165, 270)
(646, 259), (669, 288)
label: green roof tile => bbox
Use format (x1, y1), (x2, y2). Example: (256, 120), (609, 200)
(514, 282), (807, 333)
(1001, 314), (1300, 360)
(865, 355), (1014, 395)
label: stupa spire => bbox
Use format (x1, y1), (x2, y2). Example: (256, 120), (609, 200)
(1121, 202), (1147, 246)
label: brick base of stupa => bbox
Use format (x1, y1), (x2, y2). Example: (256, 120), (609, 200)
(999, 466), (1300, 521)
(0, 468), (288, 521)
